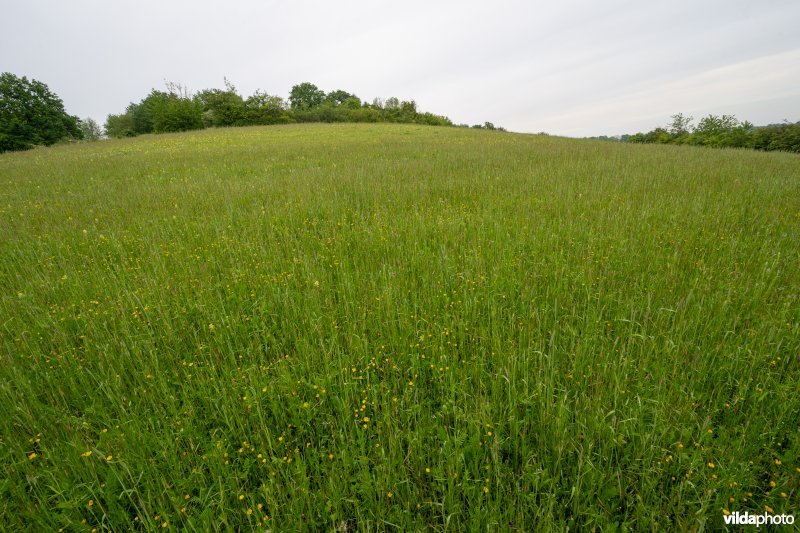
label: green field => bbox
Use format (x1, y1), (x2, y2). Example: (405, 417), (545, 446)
(1, 123), (798, 530)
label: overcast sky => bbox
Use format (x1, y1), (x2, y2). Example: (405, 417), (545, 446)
(2, 0), (799, 136)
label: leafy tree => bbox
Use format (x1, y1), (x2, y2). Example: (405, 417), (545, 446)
(668, 113), (693, 141)
(245, 91), (289, 125)
(415, 112), (452, 127)
(127, 90), (168, 134)
(691, 114), (737, 146)
(104, 113), (135, 138)
(125, 88), (203, 135)
(400, 100), (417, 120)
(289, 82), (325, 110)
(0, 72), (82, 152)
(343, 97), (362, 110)
(326, 90), (358, 107)
(153, 96), (203, 133)
(195, 80), (247, 127)
(752, 121), (800, 153)
(628, 127), (670, 144)
(79, 117), (103, 141)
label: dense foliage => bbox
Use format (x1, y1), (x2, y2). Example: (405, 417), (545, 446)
(104, 81), (464, 138)
(621, 113), (800, 153)
(0, 72), (82, 153)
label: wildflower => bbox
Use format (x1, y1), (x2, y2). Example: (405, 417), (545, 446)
(387, 492), (393, 498)
(722, 509), (731, 516)
(765, 505), (774, 513)
(483, 486), (489, 493)
(425, 467), (430, 473)
(769, 481), (777, 488)
(707, 462), (715, 468)
(28, 453), (37, 460)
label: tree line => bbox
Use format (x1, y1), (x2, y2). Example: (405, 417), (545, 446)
(600, 113), (800, 153)
(102, 80), (504, 138)
(0, 73), (503, 153)
(4, 71), (798, 155)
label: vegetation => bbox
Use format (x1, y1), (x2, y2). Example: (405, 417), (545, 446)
(103, 81), (461, 139)
(622, 113), (800, 153)
(1, 124), (798, 530)
(0, 72), (82, 153)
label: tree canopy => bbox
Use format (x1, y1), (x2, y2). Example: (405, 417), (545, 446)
(0, 72), (82, 153)
(103, 81), (465, 138)
(620, 113), (799, 153)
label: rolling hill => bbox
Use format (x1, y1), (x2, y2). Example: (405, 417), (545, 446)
(1, 123), (798, 530)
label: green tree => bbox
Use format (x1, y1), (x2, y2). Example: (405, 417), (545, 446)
(104, 113), (135, 138)
(289, 82), (325, 110)
(79, 117), (103, 141)
(245, 91), (289, 125)
(690, 114), (741, 147)
(126, 87), (203, 135)
(127, 90), (169, 134)
(400, 100), (417, 121)
(0, 72), (82, 152)
(195, 80), (247, 127)
(153, 96), (203, 133)
(668, 113), (693, 141)
(325, 90), (359, 107)
(752, 121), (800, 153)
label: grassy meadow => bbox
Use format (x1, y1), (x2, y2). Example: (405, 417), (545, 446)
(0, 123), (798, 531)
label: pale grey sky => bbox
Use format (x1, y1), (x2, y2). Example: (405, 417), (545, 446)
(2, 0), (799, 136)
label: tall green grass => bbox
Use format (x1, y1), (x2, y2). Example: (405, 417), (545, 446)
(1, 123), (798, 530)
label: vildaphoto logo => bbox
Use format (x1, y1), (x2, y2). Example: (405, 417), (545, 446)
(723, 511), (795, 527)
